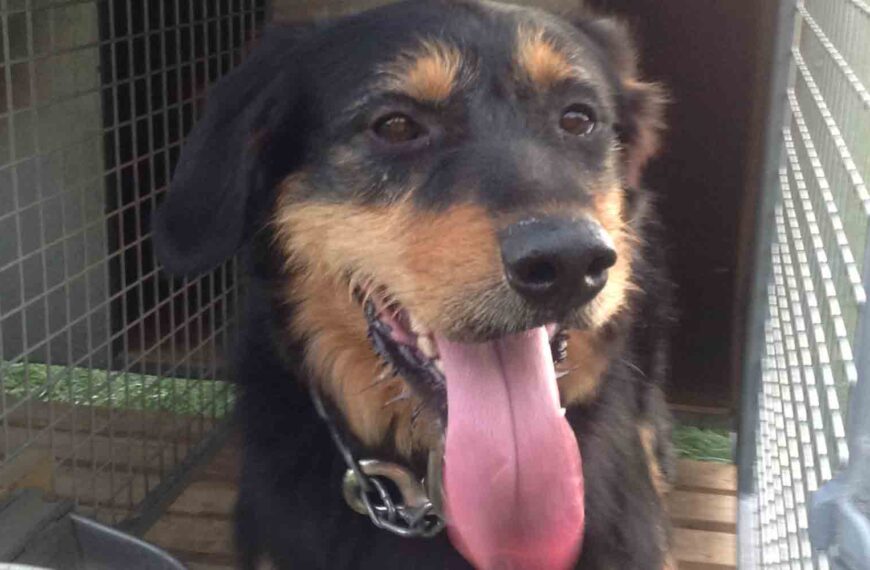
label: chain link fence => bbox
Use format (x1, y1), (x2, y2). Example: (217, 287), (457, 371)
(1, 0), (266, 529)
(741, 0), (870, 568)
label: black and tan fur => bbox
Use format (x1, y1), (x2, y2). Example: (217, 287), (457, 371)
(154, 1), (675, 568)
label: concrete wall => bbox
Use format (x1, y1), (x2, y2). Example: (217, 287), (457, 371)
(0, 2), (110, 367)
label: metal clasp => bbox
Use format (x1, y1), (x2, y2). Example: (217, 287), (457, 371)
(343, 459), (431, 513)
(309, 383), (445, 539)
(342, 455), (445, 539)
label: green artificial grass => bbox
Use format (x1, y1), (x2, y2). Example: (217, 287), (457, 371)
(4, 363), (730, 462)
(1, 361), (234, 418)
(672, 425), (733, 463)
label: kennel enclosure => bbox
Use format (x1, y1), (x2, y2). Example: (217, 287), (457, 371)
(1, 0), (869, 568)
(1, 0), (266, 534)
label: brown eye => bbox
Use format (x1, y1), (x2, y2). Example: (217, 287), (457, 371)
(559, 105), (596, 136)
(372, 113), (424, 143)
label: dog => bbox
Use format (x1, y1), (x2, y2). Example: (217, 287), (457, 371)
(153, 1), (675, 568)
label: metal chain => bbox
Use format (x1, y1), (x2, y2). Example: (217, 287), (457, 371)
(309, 384), (445, 539)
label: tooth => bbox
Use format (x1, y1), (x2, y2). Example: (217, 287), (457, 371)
(418, 335), (439, 359)
(409, 314), (429, 336)
(377, 365), (398, 381)
(560, 407), (566, 417)
(433, 358), (444, 373)
(556, 370), (570, 379)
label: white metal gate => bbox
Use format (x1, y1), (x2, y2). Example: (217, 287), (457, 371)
(740, 0), (870, 568)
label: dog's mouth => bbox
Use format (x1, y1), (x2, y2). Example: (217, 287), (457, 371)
(358, 287), (585, 569)
(363, 295), (570, 424)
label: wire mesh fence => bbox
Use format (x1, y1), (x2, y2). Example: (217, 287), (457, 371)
(1, 0), (266, 527)
(743, 0), (870, 567)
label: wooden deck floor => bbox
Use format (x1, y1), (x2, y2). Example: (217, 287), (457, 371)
(144, 438), (737, 570)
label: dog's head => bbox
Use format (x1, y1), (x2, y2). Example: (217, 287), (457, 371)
(154, 1), (665, 566)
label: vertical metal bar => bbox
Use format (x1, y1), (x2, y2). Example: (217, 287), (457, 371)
(738, 0), (800, 568)
(847, 198), (870, 517)
(135, 0), (154, 497)
(122, 0), (142, 511)
(50, 0), (81, 509)
(4, 5), (35, 449)
(106, 0), (126, 518)
(220, 0), (236, 422)
(22, 0), (53, 466)
(152, 0), (168, 484)
(0, 6), (16, 471)
(181, 0), (194, 448)
(80, 170), (102, 517)
(210, 0), (224, 422)
(0, 318), (9, 464)
(168, 0), (183, 470)
(196, 0), (211, 435)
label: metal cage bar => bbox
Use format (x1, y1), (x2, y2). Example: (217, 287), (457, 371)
(1, 0), (267, 529)
(741, 0), (870, 567)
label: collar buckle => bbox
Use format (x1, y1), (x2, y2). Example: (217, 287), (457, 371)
(310, 384), (446, 539)
(342, 459), (445, 538)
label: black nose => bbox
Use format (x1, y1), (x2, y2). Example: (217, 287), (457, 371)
(500, 217), (617, 308)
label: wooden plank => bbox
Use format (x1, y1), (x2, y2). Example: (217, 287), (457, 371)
(186, 563), (235, 570)
(186, 562), (235, 570)
(669, 491), (737, 533)
(53, 466), (152, 506)
(0, 449), (54, 498)
(167, 480), (237, 516)
(194, 440), (240, 484)
(145, 514), (233, 555)
(670, 405), (733, 430)
(676, 460), (737, 496)
(2, 398), (218, 441)
(171, 550), (236, 570)
(673, 528), (736, 570)
(149, 445), (743, 567)
(2, 426), (190, 472)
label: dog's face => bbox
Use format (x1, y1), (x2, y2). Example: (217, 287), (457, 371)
(155, 1), (664, 566)
(268, 0), (664, 451)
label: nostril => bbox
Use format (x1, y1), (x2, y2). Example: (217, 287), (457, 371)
(586, 249), (617, 279)
(515, 257), (559, 289)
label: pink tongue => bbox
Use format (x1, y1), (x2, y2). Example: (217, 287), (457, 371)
(437, 327), (584, 570)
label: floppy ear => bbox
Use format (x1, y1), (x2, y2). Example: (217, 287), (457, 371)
(152, 26), (307, 276)
(576, 17), (667, 188)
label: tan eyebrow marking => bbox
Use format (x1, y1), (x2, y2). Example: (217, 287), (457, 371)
(381, 40), (466, 104)
(516, 27), (577, 88)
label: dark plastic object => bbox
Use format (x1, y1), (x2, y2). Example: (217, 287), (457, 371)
(1, 490), (185, 570)
(70, 514), (186, 570)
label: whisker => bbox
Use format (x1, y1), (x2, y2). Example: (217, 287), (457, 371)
(621, 359), (645, 377)
(383, 388), (413, 407)
(410, 403), (426, 428)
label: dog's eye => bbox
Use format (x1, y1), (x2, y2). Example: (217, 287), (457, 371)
(372, 113), (425, 143)
(559, 105), (596, 136)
